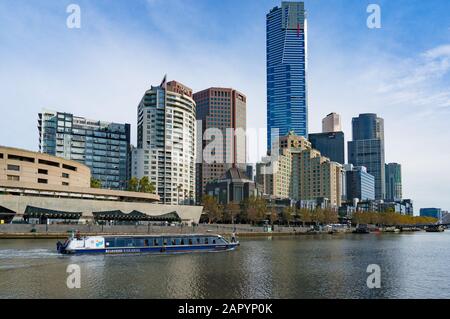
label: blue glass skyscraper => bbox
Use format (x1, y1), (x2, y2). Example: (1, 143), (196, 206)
(267, 1), (308, 151)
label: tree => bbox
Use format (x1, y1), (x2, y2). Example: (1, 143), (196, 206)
(202, 195), (222, 223)
(224, 202), (241, 224)
(269, 207), (279, 225)
(282, 206), (295, 226)
(90, 178), (102, 188)
(138, 176), (155, 193)
(312, 208), (325, 226)
(246, 196), (266, 224)
(127, 177), (139, 192)
(323, 208), (338, 224)
(298, 208), (312, 227)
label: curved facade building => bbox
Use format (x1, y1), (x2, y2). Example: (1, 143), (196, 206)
(133, 78), (196, 205)
(0, 146), (90, 188)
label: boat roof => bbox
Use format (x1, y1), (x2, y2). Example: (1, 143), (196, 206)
(78, 234), (223, 238)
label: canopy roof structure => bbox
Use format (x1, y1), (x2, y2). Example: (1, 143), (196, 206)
(24, 206), (82, 220)
(0, 205), (16, 223)
(92, 210), (181, 222)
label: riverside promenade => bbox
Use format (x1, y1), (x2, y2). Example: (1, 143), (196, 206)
(0, 223), (321, 239)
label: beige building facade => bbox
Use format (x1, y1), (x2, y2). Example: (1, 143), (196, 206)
(0, 146), (90, 188)
(256, 132), (343, 208)
(0, 146), (203, 224)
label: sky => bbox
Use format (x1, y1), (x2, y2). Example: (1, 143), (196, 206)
(0, 0), (449, 213)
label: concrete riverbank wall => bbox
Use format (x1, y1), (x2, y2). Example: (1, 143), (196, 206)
(0, 224), (313, 239)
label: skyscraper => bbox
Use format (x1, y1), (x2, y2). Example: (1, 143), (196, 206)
(385, 163), (402, 201)
(38, 110), (130, 189)
(193, 88), (247, 203)
(308, 131), (345, 164)
(132, 78), (196, 205)
(322, 112), (341, 133)
(267, 1), (308, 150)
(348, 113), (385, 199)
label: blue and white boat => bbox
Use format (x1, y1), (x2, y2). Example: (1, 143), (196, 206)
(56, 233), (239, 255)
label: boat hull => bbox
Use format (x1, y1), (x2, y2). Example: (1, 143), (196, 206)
(60, 243), (239, 255)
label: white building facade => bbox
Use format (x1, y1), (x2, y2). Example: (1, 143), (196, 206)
(132, 78), (196, 205)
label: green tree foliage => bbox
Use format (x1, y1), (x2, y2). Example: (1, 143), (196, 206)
(138, 176), (155, 193)
(127, 177), (139, 192)
(90, 178), (102, 189)
(127, 177), (155, 193)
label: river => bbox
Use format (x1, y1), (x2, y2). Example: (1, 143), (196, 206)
(0, 232), (449, 298)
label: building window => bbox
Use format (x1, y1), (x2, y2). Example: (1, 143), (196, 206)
(62, 173), (69, 178)
(0, 153), (3, 159)
(38, 159), (60, 167)
(38, 178), (48, 184)
(7, 164), (20, 171)
(38, 169), (48, 175)
(62, 164), (77, 171)
(7, 175), (19, 181)
(62, 182), (69, 186)
(7, 154), (35, 163)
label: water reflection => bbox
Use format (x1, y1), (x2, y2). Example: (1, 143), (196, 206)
(1, 233), (450, 298)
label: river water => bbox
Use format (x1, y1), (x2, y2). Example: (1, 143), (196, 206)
(0, 232), (449, 299)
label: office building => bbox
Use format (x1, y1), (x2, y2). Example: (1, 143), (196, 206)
(267, 1), (308, 150)
(420, 208), (442, 220)
(348, 113), (385, 199)
(38, 110), (130, 190)
(345, 164), (375, 201)
(194, 87), (246, 203)
(308, 131), (345, 164)
(132, 78), (196, 205)
(322, 112), (341, 133)
(385, 163), (402, 201)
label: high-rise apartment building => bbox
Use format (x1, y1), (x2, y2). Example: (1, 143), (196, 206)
(132, 78), (196, 205)
(38, 110), (130, 189)
(257, 132), (343, 208)
(385, 163), (402, 202)
(193, 88), (246, 203)
(267, 1), (308, 150)
(322, 112), (341, 133)
(348, 113), (385, 200)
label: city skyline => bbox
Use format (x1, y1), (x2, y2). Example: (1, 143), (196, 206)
(1, 0), (450, 211)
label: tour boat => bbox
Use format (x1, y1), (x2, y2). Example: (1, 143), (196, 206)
(56, 233), (239, 255)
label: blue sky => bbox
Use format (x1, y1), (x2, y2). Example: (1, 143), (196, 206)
(1, 0), (450, 213)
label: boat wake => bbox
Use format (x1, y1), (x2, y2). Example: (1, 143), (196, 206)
(0, 249), (58, 259)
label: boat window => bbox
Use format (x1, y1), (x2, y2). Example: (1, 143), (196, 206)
(115, 238), (126, 247)
(180, 238), (184, 245)
(105, 238), (115, 248)
(116, 238), (133, 247)
(212, 239), (216, 244)
(197, 238), (201, 244)
(144, 239), (149, 247)
(188, 238), (193, 245)
(163, 239), (168, 246)
(134, 238), (145, 247)
(172, 239), (176, 245)
(205, 238), (208, 245)
(154, 239), (158, 246)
